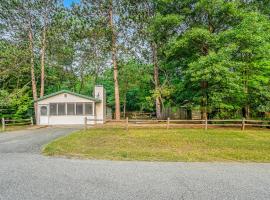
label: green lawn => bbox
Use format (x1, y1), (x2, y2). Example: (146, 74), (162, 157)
(43, 128), (270, 162)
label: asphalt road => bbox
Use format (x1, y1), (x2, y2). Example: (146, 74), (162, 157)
(0, 127), (270, 200)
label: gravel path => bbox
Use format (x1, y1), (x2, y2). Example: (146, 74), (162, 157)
(0, 127), (269, 200)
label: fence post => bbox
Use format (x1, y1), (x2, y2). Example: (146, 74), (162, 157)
(205, 117), (208, 130)
(84, 117), (87, 131)
(126, 117), (129, 131)
(167, 118), (170, 130)
(241, 118), (245, 131)
(2, 118), (5, 132)
(30, 117), (34, 126)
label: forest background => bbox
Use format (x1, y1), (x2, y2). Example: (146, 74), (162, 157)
(1, 0), (270, 120)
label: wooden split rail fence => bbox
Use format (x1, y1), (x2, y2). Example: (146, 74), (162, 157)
(1, 117), (33, 132)
(85, 117), (270, 131)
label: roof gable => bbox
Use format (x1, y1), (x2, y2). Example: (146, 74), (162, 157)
(36, 90), (101, 102)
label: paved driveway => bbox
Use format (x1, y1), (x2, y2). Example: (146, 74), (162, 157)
(0, 127), (270, 200)
(0, 127), (77, 154)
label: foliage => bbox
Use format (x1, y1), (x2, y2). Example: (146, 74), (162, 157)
(0, 88), (33, 119)
(1, 0), (270, 119)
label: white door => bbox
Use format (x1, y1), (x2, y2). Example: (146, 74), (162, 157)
(39, 105), (49, 125)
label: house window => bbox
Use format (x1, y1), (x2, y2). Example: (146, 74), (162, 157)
(58, 103), (66, 115)
(67, 103), (75, 115)
(85, 103), (93, 115)
(50, 103), (57, 116)
(76, 103), (83, 115)
(40, 106), (48, 116)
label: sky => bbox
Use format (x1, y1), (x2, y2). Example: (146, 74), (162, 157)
(63, 0), (80, 7)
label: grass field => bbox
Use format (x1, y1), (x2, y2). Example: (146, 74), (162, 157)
(43, 128), (270, 162)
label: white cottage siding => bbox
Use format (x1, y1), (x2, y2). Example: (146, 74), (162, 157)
(47, 115), (95, 125)
(37, 86), (106, 125)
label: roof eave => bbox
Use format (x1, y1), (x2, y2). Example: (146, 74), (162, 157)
(36, 90), (101, 102)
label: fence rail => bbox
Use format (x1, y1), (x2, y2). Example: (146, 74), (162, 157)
(1, 117), (33, 131)
(85, 117), (270, 131)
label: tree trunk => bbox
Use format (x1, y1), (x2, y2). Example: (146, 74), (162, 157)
(28, 28), (38, 122)
(40, 23), (47, 97)
(200, 81), (208, 120)
(109, 1), (120, 120)
(243, 74), (249, 119)
(79, 75), (84, 93)
(123, 93), (126, 118)
(152, 42), (161, 119)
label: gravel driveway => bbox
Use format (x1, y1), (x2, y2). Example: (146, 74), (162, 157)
(0, 127), (270, 200)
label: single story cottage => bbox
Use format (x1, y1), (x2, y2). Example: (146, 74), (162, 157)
(36, 85), (106, 125)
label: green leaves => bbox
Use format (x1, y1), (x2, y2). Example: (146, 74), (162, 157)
(0, 88), (32, 119)
(186, 48), (243, 109)
(149, 13), (183, 44)
(166, 28), (214, 58)
(1, 0), (270, 119)
(163, 1), (270, 117)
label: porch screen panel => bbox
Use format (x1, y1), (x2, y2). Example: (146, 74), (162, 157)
(67, 103), (75, 115)
(49, 103), (57, 116)
(76, 103), (83, 115)
(58, 103), (66, 115)
(85, 103), (93, 115)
